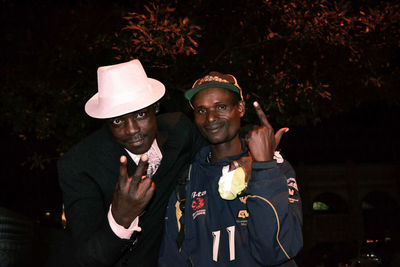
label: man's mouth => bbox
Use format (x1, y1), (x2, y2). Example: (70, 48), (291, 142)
(126, 136), (145, 146)
(204, 123), (223, 133)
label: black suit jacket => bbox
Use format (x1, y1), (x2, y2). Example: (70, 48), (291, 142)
(55, 112), (205, 267)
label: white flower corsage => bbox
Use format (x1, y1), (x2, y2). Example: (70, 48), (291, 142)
(273, 151), (284, 163)
(218, 165), (247, 200)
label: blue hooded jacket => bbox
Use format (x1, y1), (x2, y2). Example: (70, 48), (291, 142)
(159, 143), (303, 266)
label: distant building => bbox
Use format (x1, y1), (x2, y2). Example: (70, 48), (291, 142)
(295, 162), (400, 266)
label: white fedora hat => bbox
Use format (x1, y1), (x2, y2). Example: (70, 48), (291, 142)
(85, 59), (165, 119)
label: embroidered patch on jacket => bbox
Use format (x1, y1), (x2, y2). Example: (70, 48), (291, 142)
(287, 177), (298, 191)
(191, 190), (207, 219)
(192, 197), (204, 211)
(236, 210), (249, 226)
(238, 210), (249, 218)
(287, 177), (299, 203)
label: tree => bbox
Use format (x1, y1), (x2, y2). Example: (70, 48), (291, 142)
(113, 0), (399, 126)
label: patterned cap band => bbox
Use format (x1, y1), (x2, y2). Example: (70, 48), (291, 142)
(185, 71), (243, 102)
(194, 75), (231, 87)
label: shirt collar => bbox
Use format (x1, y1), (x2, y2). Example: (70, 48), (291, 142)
(125, 139), (162, 165)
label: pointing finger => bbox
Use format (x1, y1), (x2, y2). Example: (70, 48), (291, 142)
(253, 101), (273, 129)
(118, 155), (130, 189)
(132, 154), (149, 183)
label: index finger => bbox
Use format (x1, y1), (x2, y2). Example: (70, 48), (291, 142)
(118, 155), (130, 189)
(253, 101), (273, 129)
(132, 154), (149, 183)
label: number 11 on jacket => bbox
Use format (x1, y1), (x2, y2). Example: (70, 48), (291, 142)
(212, 225), (236, 262)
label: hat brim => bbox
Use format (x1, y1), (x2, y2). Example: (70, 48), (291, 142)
(85, 78), (165, 119)
(184, 83), (241, 101)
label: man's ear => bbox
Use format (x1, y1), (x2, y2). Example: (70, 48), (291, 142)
(154, 102), (160, 114)
(238, 100), (245, 118)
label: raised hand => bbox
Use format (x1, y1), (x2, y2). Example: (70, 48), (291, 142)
(111, 154), (156, 228)
(229, 155), (253, 183)
(245, 101), (288, 162)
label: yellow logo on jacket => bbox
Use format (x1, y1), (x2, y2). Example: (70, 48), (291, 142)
(238, 210), (249, 218)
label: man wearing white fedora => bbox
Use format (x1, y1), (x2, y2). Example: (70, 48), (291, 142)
(55, 60), (206, 266)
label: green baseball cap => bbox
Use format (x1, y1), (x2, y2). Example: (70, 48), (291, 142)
(185, 71), (243, 102)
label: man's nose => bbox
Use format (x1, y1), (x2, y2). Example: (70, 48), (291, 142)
(125, 118), (140, 135)
(206, 109), (217, 122)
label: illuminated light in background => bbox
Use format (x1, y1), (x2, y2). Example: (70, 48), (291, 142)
(61, 205), (67, 229)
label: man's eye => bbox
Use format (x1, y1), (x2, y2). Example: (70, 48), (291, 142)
(196, 108), (206, 115)
(216, 104), (227, 111)
(136, 111), (147, 119)
(112, 118), (123, 125)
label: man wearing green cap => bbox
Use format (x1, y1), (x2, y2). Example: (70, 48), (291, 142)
(158, 72), (303, 266)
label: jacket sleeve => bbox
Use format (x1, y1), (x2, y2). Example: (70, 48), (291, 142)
(244, 159), (303, 266)
(58, 154), (132, 267)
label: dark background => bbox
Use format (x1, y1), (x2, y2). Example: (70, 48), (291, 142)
(0, 0), (399, 266)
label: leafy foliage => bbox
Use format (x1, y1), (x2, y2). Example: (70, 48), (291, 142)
(260, 0), (400, 113)
(113, 3), (201, 67)
(172, 0), (400, 125)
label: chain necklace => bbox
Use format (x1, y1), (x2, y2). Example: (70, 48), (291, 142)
(206, 151), (212, 163)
